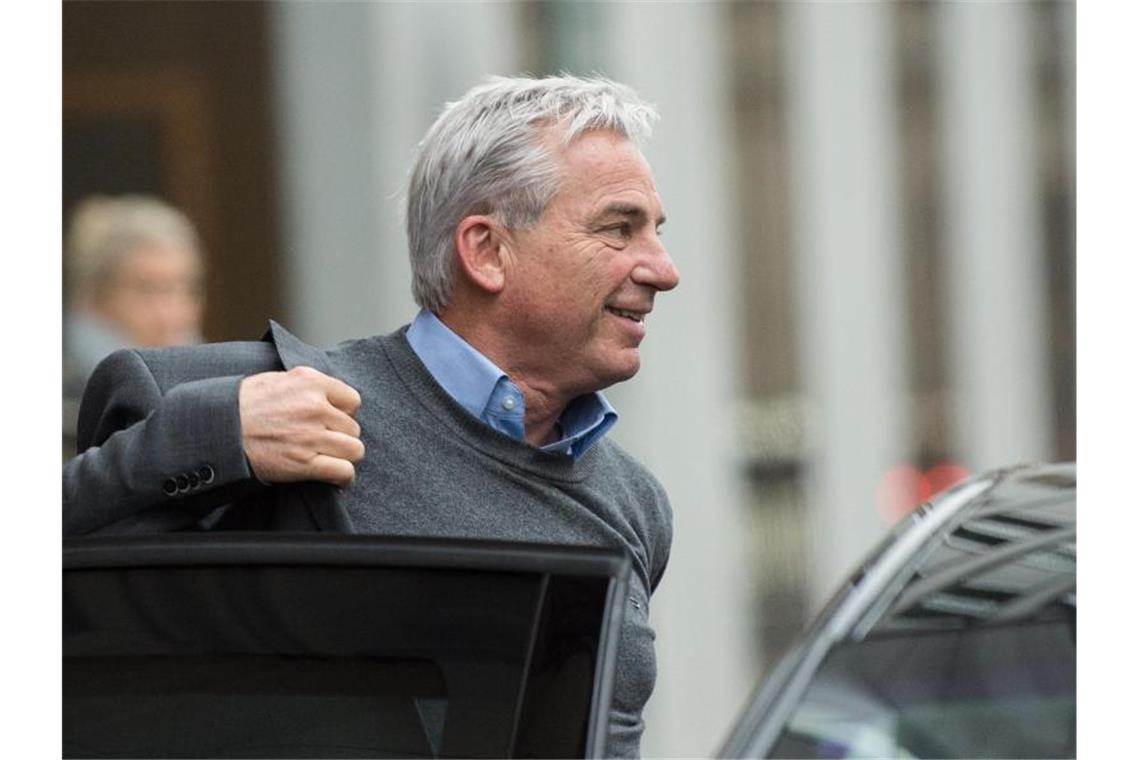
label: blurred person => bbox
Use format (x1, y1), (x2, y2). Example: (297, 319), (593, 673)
(64, 194), (205, 398)
(64, 75), (679, 757)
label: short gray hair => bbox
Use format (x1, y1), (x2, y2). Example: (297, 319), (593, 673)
(406, 74), (659, 311)
(66, 194), (202, 302)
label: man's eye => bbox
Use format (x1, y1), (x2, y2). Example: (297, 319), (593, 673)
(605, 223), (632, 238)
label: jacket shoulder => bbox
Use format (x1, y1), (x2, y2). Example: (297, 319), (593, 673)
(76, 341), (283, 449)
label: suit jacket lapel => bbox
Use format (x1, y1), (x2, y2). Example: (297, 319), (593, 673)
(261, 320), (356, 534)
(265, 320), (336, 375)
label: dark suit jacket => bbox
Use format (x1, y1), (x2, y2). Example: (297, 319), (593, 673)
(63, 322), (352, 536)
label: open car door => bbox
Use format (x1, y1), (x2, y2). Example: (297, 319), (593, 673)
(63, 534), (631, 758)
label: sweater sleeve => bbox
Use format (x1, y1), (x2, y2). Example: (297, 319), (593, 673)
(63, 349), (254, 536)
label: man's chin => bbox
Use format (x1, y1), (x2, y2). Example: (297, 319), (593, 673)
(592, 351), (641, 390)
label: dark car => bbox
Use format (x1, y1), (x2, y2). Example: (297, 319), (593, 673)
(63, 463), (1075, 759)
(719, 462), (1076, 759)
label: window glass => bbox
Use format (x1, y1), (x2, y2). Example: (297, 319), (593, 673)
(64, 563), (611, 758)
(769, 621), (1075, 758)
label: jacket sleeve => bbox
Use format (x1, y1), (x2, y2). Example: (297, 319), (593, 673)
(62, 348), (258, 536)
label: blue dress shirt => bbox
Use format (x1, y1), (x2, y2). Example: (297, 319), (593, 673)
(405, 310), (617, 459)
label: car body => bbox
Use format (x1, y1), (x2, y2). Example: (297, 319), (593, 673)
(719, 462), (1076, 758)
(62, 462), (1075, 758)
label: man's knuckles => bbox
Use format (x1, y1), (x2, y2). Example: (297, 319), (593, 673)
(288, 365), (323, 381)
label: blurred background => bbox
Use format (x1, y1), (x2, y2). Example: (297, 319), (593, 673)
(62, 1), (1074, 755)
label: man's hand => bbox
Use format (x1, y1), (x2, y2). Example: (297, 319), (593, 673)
(238, 366), (365, 487)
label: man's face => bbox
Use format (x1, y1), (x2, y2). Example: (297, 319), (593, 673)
(500, 130), (679, 397)
(95, 243), (204, 347)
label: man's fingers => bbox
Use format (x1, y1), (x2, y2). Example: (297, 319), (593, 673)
(322, 375), (362, 416)
(308, 454), (357, 488)
(241, 367), (364, 486)
(285, 366), (362, 415)
(322, 406), (362, 439)
(317, 430), (366, 464)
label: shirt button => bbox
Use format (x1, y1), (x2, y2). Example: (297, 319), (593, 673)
(502, 396), (517, 411)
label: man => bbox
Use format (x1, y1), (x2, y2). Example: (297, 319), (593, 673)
(61, 194), (206, 458)
(64, 194), (206, 396)
(64, 75), (679, 756)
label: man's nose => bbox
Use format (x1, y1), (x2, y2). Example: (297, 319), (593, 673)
(632, 240), (680, 292)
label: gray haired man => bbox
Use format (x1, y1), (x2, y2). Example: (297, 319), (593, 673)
(65, 74), (680, 756)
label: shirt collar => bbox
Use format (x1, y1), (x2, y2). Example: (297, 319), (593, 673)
(405, 309), (617, 457)
(406, 308), (507, 421)
(544, 392), (618, 457)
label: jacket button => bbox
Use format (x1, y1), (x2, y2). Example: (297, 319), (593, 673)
(162, 478), (178, 497)
(198, 465), (215, 484)
(176, 474), (190, 493)
(187, 471), (200, 490)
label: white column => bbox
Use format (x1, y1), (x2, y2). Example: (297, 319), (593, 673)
(938, 2), (1050, 470)
(783, 3), (909, 606)
(271, 2), (518, 345)
(601, 3), (755, 756)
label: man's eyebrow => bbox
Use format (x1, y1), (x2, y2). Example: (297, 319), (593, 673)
(596, 202), (667, 227)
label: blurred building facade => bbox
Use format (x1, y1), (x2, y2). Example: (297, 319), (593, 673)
(63, 2), (1074, 755)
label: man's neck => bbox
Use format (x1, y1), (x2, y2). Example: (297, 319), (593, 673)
(435, 308), (571, 446)
(511, 377), (566, 447)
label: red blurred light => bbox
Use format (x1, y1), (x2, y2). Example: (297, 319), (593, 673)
(876, 461), (972, 524)
(925, 461), (972, 496)
(876, 465), (931, 524)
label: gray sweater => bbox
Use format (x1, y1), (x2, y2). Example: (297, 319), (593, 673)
(328, 330), (674, 757)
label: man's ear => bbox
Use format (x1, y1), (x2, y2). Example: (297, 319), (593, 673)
(454, 215), (508, 295)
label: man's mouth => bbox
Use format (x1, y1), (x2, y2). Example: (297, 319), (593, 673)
(606, 307), (646, 323)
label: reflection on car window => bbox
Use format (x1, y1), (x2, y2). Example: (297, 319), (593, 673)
(768, 621), (1075, 758)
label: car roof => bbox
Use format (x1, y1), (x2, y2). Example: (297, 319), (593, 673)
(865, 462), (1075, 635)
